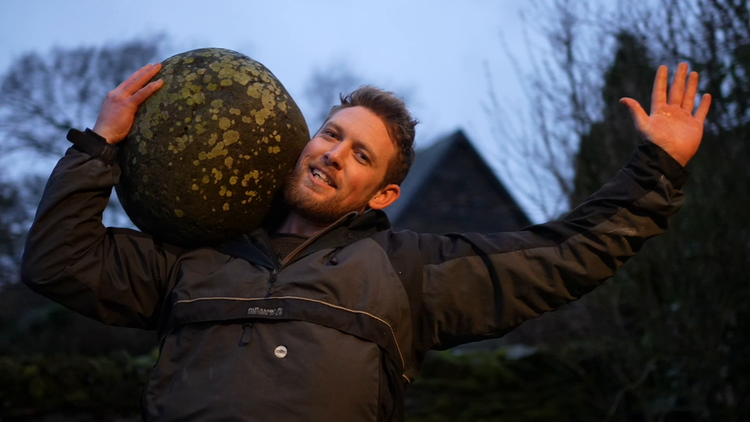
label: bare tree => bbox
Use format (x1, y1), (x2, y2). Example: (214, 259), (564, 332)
(485, 0), (616, 218)
(0, 36), (164, 160)
(0, 36), (166, 285)
(302, 63), (367, 133)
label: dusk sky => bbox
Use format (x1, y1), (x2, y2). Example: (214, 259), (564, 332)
(0, 0), (551, 221)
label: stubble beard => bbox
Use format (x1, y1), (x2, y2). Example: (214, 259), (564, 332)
(283, 165), (370, 225)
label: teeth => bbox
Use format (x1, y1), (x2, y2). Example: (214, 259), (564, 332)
(312, 168), (333, 186)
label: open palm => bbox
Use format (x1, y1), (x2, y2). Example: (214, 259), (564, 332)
(620, 63), (711, 166)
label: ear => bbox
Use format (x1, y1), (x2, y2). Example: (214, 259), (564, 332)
(368, 184), (401, 210)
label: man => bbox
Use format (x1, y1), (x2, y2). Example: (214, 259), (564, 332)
(21, 62), (710, 421)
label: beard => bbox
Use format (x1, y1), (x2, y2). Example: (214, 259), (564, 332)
(283, 165), (371, 225)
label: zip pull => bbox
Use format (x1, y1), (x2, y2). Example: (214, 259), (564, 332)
(239, 323), (253, 345)
(265, 269), (278, 298)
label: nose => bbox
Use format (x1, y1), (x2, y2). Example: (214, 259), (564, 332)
(323, 142), (347, 170)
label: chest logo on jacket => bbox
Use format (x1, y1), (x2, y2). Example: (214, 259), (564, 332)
(247, 306), (284, 317)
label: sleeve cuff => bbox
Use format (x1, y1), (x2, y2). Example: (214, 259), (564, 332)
(66, 128), (117, 165)
(625, 142), (689, 190)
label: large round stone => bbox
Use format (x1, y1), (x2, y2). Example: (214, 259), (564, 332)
(116, 48), (309, 246)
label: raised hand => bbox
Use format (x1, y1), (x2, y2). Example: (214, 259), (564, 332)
(92, 63), (164, 144)
(619, 63), (711, 166)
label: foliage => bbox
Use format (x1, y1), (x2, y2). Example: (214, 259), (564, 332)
(0, 350), (156, 420)
(563, 1), (750, 420)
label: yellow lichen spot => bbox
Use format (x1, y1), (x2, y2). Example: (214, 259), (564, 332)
(191, 184), (199, 191)
(242, 116), (253, 124)
(185, 73), (197, 82)
(202, 175), (210, 184)
(229, 176), (238, 185)
(142, 175), (149, 182)
(246, 82), (263, 99)
(219, 117), (231, 130)
(175, 196), (181, 201)
(207, 83), (217, 91)
(223, 202), (230, 211)
(198, 152), (207, 160)
(278, 101), (287, 112)
(193, 160), (200, 166)
(212, 115), (218, 121)
(183, 57), (194, 64)
(131, 158), (137, 164)
(220, 79), (233, 87)
(211, 99), (224, 109)
(212, 168), (224, 183)
(208, 141), (229, 158)
(224, 156), (234, 169)
(196, 116), (202, 122)
(233, 72), (251, 86)
(186, 98), (195, 106)
(268, 146), (281, 154)
(223, 130), (240, 145)
(229, 108), (241, 115)
(242, 200), (247, 205)
(255, 109), (271, 125)
(191, 92), (205, 104)
(245, 190), (258, 197)
(275, 135), (282, 142)
(219, 186), (227, 196)
(138, 141), (148, 155)
(203, 74), (213, 83)
(174, 209), (184, 217)
(226, 191), (233, 197)
(209, 133), (218, 145)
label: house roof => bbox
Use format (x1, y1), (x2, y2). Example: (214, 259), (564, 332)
(384, 129), (530, 229)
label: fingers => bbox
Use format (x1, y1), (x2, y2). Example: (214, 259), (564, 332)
(694, 93), (712, 124)
(121, 63), (162, 96)
(668, 62), (689, 106)
(620, 97), (649, 129)
(131, 79), (164, 105)
(682, 71), (699, 112)
(652, 65), (668, 112)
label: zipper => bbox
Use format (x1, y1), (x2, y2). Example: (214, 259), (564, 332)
(264, 269), (278, 298)
(239, 322), (253, 345)
(280, 211), (358, 268)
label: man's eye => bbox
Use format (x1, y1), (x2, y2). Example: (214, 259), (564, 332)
(324, 129), (337, 138)
(357, 151), (370, 163)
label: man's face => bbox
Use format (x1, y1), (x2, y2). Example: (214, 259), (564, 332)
(284, 106), (401, 224)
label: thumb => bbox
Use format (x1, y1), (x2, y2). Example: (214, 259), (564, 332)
(619, 97), (649, 130)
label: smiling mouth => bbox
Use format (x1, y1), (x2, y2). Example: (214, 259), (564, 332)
(311, 167), (336, 188)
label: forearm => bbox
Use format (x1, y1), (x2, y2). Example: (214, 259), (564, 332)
(21, 130), (172, 328)
(418, 142), (687, 349)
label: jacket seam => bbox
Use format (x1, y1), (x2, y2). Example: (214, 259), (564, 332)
(174, 295), (406, 368)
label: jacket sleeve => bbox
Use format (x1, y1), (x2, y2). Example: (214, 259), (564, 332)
(403, 142), (687, 351)
(20, 129), (180, 329)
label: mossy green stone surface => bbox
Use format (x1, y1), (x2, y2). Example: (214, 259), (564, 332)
(116, 48), (309, 245)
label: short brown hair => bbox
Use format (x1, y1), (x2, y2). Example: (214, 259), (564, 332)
(326, 85), (417, 186)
